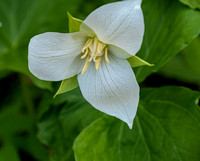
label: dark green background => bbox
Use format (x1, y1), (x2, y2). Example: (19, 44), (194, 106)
(0, 0), (200, 160)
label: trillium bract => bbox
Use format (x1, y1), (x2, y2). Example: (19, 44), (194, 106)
(28, 0), (144, 128)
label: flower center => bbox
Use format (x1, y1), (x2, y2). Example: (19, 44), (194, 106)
(81, 37), (109, 75)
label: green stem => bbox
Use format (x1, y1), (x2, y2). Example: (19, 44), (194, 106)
(20, 75), (36, 124)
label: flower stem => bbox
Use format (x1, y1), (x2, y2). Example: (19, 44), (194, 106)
(20, 75), (36, 124)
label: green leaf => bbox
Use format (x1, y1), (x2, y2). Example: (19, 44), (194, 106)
(128, 56), (154, 68)
(135, 0), (200, 82)
(54, 76), (79, 98)
(74, 86), (200, 161)
(179, 0), (200, 9)
(159, 36), (200, 85)
(37, 90), (102, 161)
(67, 12), (83, 33)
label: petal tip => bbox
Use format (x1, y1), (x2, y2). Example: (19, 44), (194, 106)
(126, 119), (133, 129)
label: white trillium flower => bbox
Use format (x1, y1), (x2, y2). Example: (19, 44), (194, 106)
(28, 0), (144, 128)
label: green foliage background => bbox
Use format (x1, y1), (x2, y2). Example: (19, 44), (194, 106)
(0, 0), (200, 160)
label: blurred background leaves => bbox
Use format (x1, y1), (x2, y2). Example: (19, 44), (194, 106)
(37, 90), (102, 161)
(134, 0), (200, 82)
(0, 0), (200, 161)
(160, 36), (200, 85)
(179, 0), (200, 9)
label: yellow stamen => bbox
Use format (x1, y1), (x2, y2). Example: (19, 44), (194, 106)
(91, 37), (98, 58)
(80, 37), (109, 74)
(95, 57), (102, 70)
(97, 42), (106, 54)
(81, 38), (93, 53)
(105, 47), (110, 64)
(81, 48), (89, 59)
(81, 56), (90, 75)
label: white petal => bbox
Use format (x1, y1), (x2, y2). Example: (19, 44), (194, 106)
(108, 44), (131, 59)
(81, 0), (144, 56)
(28, 32), (88, 81)
(78, 54), (139, 128)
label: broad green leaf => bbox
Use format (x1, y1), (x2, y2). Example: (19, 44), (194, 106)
(54, 76), (78, 98)
(179, 0), (200, 9)
(128, 56), (154, 68)
(37, 90), (102, 161)
(159, 36), (200, 85)
(67, 12), (83, 33)
(74, 86), (200, 161)
(135, 0), (200, 82)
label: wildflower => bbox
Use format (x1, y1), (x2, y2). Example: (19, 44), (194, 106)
(28, 0), (144, 128)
